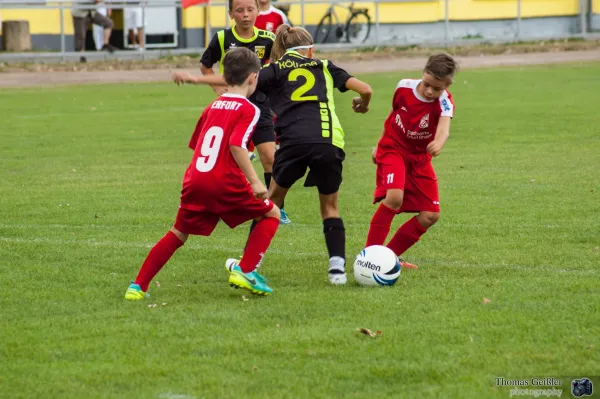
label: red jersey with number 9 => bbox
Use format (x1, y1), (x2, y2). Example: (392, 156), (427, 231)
(180, 93), (260, 211)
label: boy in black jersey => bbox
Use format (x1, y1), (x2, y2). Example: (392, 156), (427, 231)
(200, 0), (292, 224)
(174, 26), (372, 285)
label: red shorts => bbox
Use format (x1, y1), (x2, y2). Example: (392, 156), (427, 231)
(374, 151), (440, 213)
(175, 191), (274, 236)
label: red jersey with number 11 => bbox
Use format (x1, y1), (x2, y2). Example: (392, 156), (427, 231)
(180, 94), (260, 211)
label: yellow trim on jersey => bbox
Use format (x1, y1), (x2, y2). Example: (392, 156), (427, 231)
(322, 60), (345, 149)
(231, 25), (259, 43)
(217, 30), (226, 74)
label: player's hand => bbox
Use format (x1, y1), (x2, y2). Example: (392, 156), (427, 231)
(371, 147), (377, 164)
(426, 140), (444, 157)
(251, 181), (268, 199)
(352, 97), (369, 114)
(172, 71), (191, 85)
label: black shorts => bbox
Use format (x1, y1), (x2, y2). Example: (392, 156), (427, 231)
(273, 143), (345, 195)
(251, 122), (275, 146)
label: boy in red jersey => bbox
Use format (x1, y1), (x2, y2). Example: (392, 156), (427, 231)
(255, 0), (289, 33)
(125, 48), (280, 299)
(365, 53), (458, 269)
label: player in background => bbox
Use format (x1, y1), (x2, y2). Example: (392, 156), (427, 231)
(254, 0), (289, 157)
(200, 0), (292, 225)
(255, 0), (289, 33)
(173, 26), (372, 285)
(365, 53), (458, 269)
(125, 48), (280, 299)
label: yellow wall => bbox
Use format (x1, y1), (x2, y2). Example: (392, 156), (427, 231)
(0, 9), (73, 34)
(0, 0), (585, 36)
(182, 7), (205, 29)
(197, 0), (580, 27)
(593, 0), (600, 13)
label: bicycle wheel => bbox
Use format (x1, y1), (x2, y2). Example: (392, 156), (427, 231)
(345, 10), (371, 44)
(314, 13), (333, 44)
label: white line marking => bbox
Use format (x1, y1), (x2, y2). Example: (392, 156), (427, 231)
(0, 236), (595, 275)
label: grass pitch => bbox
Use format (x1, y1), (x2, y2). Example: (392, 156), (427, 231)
(1, 63), (599, 398)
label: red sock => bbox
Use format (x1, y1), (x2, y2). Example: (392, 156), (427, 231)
(134, 231), (184, 291)
(240, 216), (279, 273)
(366, 203), (398, 247)
(386, 216), (427, 256)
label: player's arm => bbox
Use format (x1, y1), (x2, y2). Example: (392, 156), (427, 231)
(326, 61), (372, 114)
(197, 33), (227, 95)
(230, 147), (267, 198)
(200, 65), (228, 95)
(173, 72), (227, 86)
(346, 78), (372, 114)
(426, 116), (451, 157)
(229, 106), (267, 198)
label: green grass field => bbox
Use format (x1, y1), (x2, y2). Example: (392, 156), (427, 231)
(1, 63), (599, 399)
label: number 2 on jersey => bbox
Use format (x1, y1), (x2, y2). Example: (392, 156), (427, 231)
(288, 69), (318, 101)
(195, 126), (223, 172)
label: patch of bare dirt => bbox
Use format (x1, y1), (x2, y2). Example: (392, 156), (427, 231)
(0, 40), (599, 88)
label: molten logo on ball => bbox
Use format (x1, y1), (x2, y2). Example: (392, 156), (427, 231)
(353, 245), (401, 287)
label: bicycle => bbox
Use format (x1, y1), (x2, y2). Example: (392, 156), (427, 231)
(313, 2), (371, 44)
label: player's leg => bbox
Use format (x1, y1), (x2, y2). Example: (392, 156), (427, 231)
(125, 209), (218, 300)
(125, 227), (187, 300)
(253, 123), (291, 224)
(242, 143), (302, 253)
(247, 141), (257, 162)
(222, 197), (280, 295)
(365, 152), (407, 247)
(385, 155), (440, 268)
(305, 144), (347, 284)
(239, 178), (289, 264)
(318, 191), (347, 285)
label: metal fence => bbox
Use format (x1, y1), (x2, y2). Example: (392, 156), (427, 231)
(0, 0), (595, 62)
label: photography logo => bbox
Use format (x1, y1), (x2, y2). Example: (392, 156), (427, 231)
(571, 378), (593, 397)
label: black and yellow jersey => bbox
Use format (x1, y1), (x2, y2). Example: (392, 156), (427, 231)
(257, 50), (353, 149)
(200, 27), (275, 125)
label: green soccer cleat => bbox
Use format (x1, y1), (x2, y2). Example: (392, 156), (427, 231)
(124, 282), (149, 301)
(226, 258), (268, 283)
(228, 265), (273, 296)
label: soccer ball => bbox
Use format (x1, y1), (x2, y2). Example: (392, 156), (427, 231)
(353, 245), (401, 287)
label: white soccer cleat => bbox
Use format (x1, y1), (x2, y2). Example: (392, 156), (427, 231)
(328, 271), (347, 285)
(225, 258), (239, 273)
(328, 256), (347, 285)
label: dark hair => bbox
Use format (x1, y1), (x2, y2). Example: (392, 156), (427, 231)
(222, 47), (261, 86)
(271, 24), (313, 61)
(228, 0), (259, 11)
(424, 53), (458, 80)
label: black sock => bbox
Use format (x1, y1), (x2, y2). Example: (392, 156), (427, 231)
(323, 217), (345, 263)
(264, 172), (272, 189)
